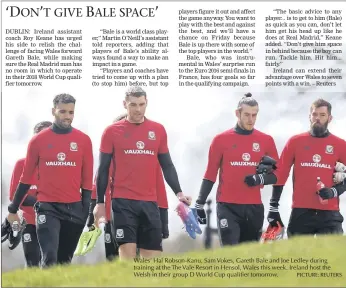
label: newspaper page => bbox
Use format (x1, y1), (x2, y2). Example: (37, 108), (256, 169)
(1, 0), (346, 287)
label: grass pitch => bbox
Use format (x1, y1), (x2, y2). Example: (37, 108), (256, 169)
(2, 235), (346, 287)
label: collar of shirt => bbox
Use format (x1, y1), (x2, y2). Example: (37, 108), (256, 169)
(234, 123), (253, 135)
(309, 129), (330, 138)
(51, 123), (72, 134)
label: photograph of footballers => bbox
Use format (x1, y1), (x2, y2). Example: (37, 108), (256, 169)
(2, 88), (345, 274)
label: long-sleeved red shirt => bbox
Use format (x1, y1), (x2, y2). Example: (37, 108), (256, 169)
(204, 128), (279, 204)
(275, 132), (346, 210)
(10, 158), (37, 225)
(20, 128), (93, 202)
(99, 118), (169, 201)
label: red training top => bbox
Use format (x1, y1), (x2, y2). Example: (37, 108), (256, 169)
(275, 132), (346, 210)
(10, 158), (37, 225)
(99, 118), (169, 202)
(204, 128), (279, 204)
(20, 128), (93, 202)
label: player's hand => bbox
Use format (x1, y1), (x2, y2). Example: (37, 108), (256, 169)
(177, 192), (192, 206)
(93, 203), (106, 228)
(333, 172), (346, 184)
(318, 187), (338, 200)
(195, 202), (207, 225)
(244, 174), (262, 187)
(86, 200), (96, 228)
(267, 202), (284, 227)
(335, 162), (346, 173)
(7, 213), (21, 227)
(256, 164), (275, 175)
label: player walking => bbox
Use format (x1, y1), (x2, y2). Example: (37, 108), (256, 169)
(6, 94), (93, 268)
(93, 87), (190, 260)
(195, 93), (279, 246)
(268, 99), (346, 236)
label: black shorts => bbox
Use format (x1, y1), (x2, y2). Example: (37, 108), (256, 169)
(287, 208), (344, 237)
(111, 198), (162, 251)
(34, 201), (89, 226)
(217, 202), (264, 246)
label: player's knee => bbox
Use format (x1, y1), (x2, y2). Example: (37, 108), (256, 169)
(139, 249), (161, 259)
(118, 242), (137, 260)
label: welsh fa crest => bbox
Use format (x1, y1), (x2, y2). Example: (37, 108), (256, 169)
(325, 145), (333, 154)
(70, 142), (78, 151)
(148, 131), (156, 140)
(252, 143), (260, 152)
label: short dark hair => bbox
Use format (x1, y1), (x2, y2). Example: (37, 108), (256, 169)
(113, 113), (127, 123)
(237, 93), (259, 110)
(53, 93), (76, 108)
(311, 99), (332, 115)
(125, 86), (147, 100)
(34, 121), (52, 134)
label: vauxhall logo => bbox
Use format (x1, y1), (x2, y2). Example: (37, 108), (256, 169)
(230, 153), (258, 167)
(300, 154), (332, 169)
(124, 141), (155, 155)
(45, 152), (77, 167)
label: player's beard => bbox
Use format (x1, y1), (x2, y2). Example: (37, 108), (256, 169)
(128, 113), (144, 123)
(55, 118), (72, 129)
(311, 121), (328, 137)
(238, 119), (254, 131)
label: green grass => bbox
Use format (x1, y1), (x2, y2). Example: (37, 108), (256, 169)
(2, 235), (346, 287)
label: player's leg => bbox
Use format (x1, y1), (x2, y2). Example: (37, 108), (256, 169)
(239, 204), (264, 243)
(216, 202), (241, 246)
(35, 203), (61, 268)
(57, 220), (85, 265)
(112, 198), (139, 260)
(287, 208), (317, 237)
(138, 201), (162, 258)
(316, 210), (343, 235)
(22, 224), (41, 267)
(104, 221), (118, 261)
